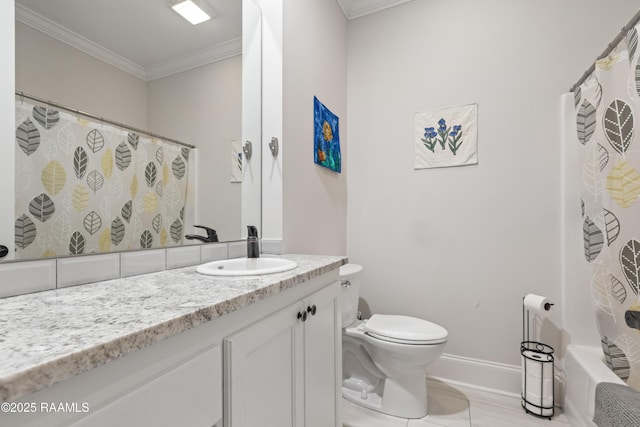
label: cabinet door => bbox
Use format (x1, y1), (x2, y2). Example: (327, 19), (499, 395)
(71, 344), (222, 427)
(303, 282), (341, 427)
(224, 301), (305, 427)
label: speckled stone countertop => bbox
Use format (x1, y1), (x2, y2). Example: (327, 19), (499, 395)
(0, 254), (346, 402)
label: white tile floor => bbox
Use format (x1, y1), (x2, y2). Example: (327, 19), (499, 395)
(342, 379), (571, 427)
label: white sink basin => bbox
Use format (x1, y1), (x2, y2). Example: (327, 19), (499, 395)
(196, 257), (298, 276)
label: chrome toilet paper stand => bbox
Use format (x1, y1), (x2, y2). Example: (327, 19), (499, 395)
(521, 298), (555, 419)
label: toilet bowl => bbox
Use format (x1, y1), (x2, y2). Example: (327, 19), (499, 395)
(340, 264), (448, 419)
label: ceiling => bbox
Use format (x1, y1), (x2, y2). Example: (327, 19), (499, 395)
(15, 0), (242, 81)
(15, 0), (413, 81)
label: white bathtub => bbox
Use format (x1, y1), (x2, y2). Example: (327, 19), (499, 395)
(563, 345), (626, 427)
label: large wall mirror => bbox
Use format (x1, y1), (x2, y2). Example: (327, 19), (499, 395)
(7, 0), (261, 262)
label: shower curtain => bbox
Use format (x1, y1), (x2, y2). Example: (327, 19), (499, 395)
(573, 24), (640, 390)
(15, 101), (191, 259)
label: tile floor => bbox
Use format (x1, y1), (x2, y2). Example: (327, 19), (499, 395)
(342, 379), (572, 427)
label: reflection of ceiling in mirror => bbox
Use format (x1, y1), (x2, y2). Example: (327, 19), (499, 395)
(15, 0), (242, 81)
(337, 0), (415, 20)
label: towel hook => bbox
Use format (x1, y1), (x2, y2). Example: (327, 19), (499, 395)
(243, 140), (252, 160)
(269, 137), (279, 158)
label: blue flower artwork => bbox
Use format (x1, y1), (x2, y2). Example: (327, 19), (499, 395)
(414, 103), (478, 169)
(314, 96), (341, 173)
(422, 118), (464, 155)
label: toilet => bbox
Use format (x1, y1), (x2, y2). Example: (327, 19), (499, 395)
(340, 264), (448, 419)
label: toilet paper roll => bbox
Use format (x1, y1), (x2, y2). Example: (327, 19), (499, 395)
(524, 376), (553, 396)
(523, 401), (553, 417)
(522, 351), (553, 379)
(524, 390), (553, 408)
(523, 294), (553, 317)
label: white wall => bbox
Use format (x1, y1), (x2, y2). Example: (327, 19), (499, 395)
(346, 0), (639, 382)
(148, 57), (242, 242)
(0, 2), (15, 261)
(281, 0), (348, 255)
(241, 0), (263, 238)
(15, 22), (148, 128)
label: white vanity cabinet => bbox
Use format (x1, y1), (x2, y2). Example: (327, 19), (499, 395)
(302, 283), (342, 427)
(72, 343), (222, 427)
(2, 321), (224, 427)
(0, 260), (343, 427)
(224, 281), (341, 427)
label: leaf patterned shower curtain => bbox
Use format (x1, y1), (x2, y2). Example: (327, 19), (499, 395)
(15, 101), (191, 259)
(574, 24), (640, 390)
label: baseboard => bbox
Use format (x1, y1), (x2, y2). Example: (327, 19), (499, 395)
(427, 353), (521, 397)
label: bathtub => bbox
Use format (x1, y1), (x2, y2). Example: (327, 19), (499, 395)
(563, 345), (626, 427)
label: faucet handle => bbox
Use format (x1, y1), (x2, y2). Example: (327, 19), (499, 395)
(194, 225), (218, 242)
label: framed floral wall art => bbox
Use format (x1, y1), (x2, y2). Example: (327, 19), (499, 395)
(314, 96), (341, 173)
(414, 103), (478, 169)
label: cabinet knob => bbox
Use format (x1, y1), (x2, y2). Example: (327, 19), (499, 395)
(297, 311), (307, 322)
(307, 305), (317, 316)
(0, 245), (7, 259)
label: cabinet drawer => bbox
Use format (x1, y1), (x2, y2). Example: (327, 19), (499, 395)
(73, 344), (222, 427)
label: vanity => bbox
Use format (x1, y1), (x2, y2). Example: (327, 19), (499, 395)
(0, 254), (346, 427)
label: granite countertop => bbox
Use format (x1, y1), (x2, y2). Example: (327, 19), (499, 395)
(0, 254), (347, 402)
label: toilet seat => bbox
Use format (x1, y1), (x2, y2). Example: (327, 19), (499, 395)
(363, 314), (448, 345)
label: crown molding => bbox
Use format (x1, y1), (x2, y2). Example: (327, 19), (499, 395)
(337, 0), (414, 20)
(15, 4), (242, 82)
(145, 37), (242, 81)
(15, 4), (146, 80)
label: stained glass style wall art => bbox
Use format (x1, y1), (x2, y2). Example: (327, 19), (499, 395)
(314, 96), (341, 173)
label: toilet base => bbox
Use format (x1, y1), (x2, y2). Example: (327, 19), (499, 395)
(342, 374), (428, 419)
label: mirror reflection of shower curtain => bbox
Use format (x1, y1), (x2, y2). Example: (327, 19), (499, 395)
(15, 101), (191, 259)
(571, 24), (640, 390)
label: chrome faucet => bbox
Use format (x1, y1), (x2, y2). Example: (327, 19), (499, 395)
(247, 225), (260, 258)
(185, 225), (218, 243)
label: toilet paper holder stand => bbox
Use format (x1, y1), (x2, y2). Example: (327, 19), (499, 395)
(521, 298), (555, 419)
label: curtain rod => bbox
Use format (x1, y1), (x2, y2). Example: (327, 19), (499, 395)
(570, 9), (640, 93)
(15, 91), (196, 149)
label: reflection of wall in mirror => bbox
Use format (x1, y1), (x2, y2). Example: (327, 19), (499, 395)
(14, 21), (242, 258)
(148, 57), (242, 243)
(15, 22), (148, 129)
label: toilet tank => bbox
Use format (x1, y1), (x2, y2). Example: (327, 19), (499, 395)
(340, 264), (363, 327)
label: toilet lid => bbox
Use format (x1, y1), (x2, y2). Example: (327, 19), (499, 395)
(363, 314), (448, 344)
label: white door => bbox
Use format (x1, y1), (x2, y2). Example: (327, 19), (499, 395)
(303, 283), (341, 427)
(224, 301), (305, 427)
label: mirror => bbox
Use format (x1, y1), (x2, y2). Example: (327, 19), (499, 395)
(7, 0), (261, 261)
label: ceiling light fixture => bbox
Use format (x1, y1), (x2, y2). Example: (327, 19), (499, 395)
(169, 0), (212, 25)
